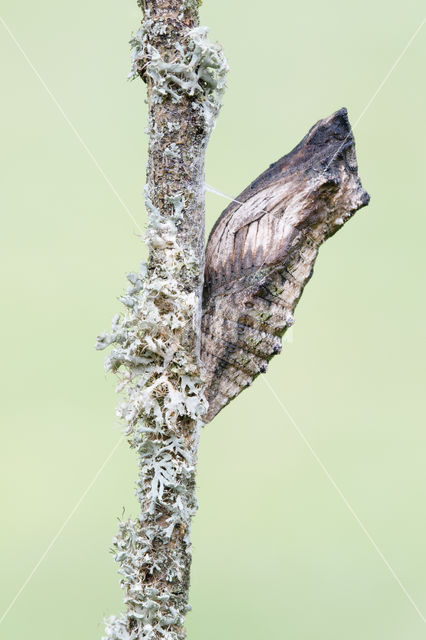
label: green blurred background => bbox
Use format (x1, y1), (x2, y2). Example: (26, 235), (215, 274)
(1, 1), (425, 638)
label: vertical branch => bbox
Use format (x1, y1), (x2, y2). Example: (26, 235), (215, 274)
(97, 2), (227, 639)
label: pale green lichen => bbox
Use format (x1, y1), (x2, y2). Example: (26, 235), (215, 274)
(97, 187), (207, 640)
(164, 143), (181, 160)
(99, 5), (227, 638)
(129, 21), (228, 130)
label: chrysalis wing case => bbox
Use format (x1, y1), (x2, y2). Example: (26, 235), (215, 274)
(201, 108), (370, 422)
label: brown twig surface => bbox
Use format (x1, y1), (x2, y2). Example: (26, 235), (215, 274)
(98, 2), (227, 638)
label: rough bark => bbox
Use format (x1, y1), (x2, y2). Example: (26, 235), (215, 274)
(201, 108), (370, 422)
(97, 2), (227, 639)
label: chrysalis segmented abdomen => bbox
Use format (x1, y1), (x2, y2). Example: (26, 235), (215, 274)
(201, 108), (370, 422)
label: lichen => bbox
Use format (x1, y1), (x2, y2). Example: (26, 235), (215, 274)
(98, 4), (227, 638)
(97, 186), (208, 639)
(129, 20), (228, 130)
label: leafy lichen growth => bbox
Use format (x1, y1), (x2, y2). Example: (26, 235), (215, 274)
(129, 21), (228, 130)
(98, 4), (227, 638)
(97, 191), (207, 639)
(99, 268), (202, 634)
